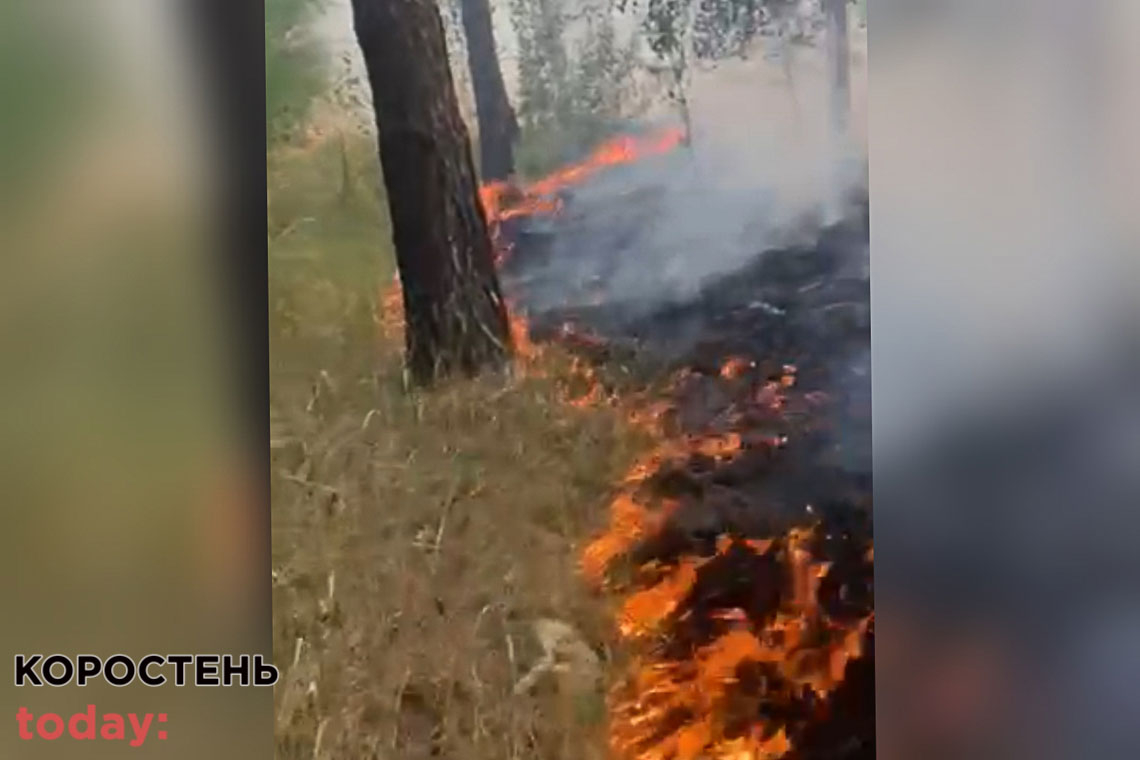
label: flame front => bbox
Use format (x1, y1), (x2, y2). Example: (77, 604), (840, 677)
(377, 129), (873, 759)
(480, 128), (686, 230)
(583, 361), (874, 760)
(478, 140), (873, 759)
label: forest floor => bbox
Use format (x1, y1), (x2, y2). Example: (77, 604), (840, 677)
(269, 134), (641, 760)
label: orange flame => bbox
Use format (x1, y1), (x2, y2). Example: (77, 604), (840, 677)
(378, 275), (404, 341)
(580, 367), (873, 760)
(619, 559), (704, 639)
(378, 127), (686, 372)
(373, 126), (873, 759)
(479, 127), (686, 233)
(607, 532), (872, 760)
(720, 356), (753, 379)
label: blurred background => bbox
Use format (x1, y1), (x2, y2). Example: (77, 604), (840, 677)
(871, 0), (1140, 757)
(0, 0), (1137, 758)
(1, 2), (270, 757)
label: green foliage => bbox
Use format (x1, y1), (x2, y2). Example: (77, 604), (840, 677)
(640, 0), (800, 62)
(690, 0), (764, 59)
(266, 0), (328, 146)
(269, 136), (392, 373)
(510, 0), (640, 177)
(506, 0), (814, 174)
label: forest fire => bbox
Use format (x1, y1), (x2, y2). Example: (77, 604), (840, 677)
(379, 127), (685, 349)
(576, 358), (873, 760)
(488, 131), (874, 758)
(382, 128), (874, 759)
(379, 126), (689, 394)
(479, 127), (686, 230)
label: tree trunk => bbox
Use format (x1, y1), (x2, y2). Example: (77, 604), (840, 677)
(824, 0), (850, 140)
(350, 0), (513, 385)
(824, 0), (851, 219)
(460, 0), (518, 181)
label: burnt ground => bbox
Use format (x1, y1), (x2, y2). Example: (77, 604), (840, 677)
(500, 171), (876, 759)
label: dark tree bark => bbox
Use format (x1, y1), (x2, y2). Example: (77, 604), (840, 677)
(350, 0), (513, 385)
(459, 0), (518, 181)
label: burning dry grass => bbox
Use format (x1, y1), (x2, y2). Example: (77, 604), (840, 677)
(270, 133), (662, 759)
(271, 122), (873, 760)
(578, 362), (873, 760)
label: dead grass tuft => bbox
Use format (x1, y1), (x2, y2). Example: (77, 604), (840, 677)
(272, 344), (649, 759)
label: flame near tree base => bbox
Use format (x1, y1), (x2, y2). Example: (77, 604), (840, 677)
(379, 125), (874, 760)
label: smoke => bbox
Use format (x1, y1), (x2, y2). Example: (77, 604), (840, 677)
(511, 26), (869, 318)
(310, 0), (869, 314)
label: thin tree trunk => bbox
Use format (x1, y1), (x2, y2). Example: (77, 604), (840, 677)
(460, 0), (518, 181)
(824, 0), (850, 141)
(778, 27), (802, 134)
(350, 0), (512, 385)
(824, 0), (851, 218)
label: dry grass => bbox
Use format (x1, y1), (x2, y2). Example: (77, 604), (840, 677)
(270, 136), (647, 760)
(271, 356), (648, 760)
